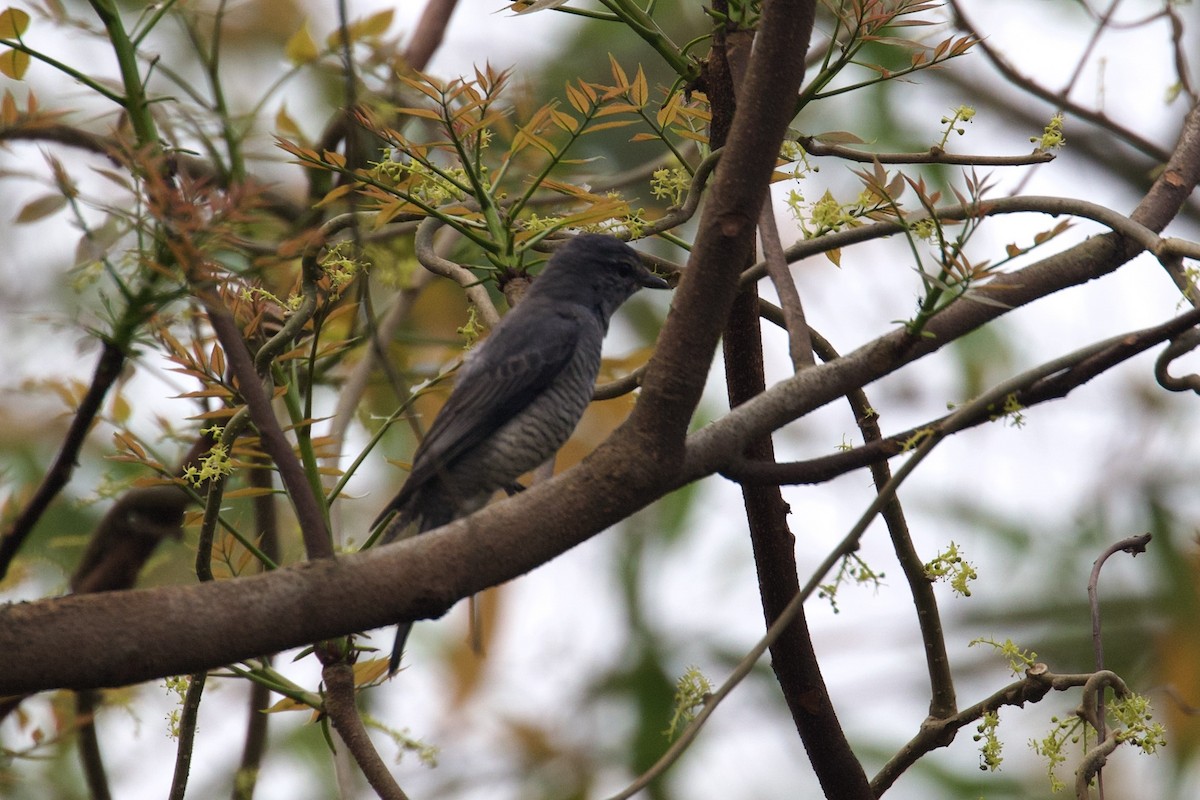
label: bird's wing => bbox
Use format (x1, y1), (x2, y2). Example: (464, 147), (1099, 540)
(390, 307), (584, 508)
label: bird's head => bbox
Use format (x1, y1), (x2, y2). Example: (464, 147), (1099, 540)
(533, 234), (669, 321)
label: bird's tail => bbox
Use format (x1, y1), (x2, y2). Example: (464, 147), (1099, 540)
(389, 621), (413, 675)
(377, 509), (429, 675)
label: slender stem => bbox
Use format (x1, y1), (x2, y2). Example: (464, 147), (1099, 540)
(75, 691), (113, 800)
(131, 0), (184, 46)
(198, 1), (245, 182)
(807, 328), (957, 720)
(88, 0), (159, 147)
(0, 39), (125, 104)
(167, 674), (207, 800)
(231, 464), (279, 800)
(1086, 532), (1153, 799)
(758, 198), (813, 369)
(595, 0), (694, 78)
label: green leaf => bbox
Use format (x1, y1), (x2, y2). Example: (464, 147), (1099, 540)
(327, 9), (394, 47)
(353, 9), (394, 38)
(0, 7), (30, 39)
(275, 103), (303, 140)
(285, 21), (319, 65)
(0, 47), (28, 79)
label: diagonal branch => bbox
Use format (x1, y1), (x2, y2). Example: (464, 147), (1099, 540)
(0, 340), (127, 580)
(203, 299), (333, 560)
(726, 305), (1200, 486)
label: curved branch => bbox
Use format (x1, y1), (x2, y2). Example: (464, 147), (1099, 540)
(414, 217), (501, 328)
(872, 665), (1100, 795)
(1155, 326), (1200, 391)
(637, 146), (723, 237)
(797, 136), (1056, 166)
(741, 192), (1200, 286)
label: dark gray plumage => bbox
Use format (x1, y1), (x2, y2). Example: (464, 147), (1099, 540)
(374, 233), (668, 672)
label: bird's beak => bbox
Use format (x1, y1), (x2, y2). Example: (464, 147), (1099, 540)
(639, 271), (670, 290)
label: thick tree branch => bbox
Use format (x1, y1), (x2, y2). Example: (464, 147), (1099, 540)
(3, 218), (1195, 698)
(711, 7), (869, 794)
(630, 0), (817, 454)
(403, 0), (458, 71)
(726, 287), (871, 798)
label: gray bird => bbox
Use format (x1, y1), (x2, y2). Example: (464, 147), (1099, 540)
(374, 233), (668, 672)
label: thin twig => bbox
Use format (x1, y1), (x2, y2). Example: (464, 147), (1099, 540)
(638, 146), (723, 237)
(1088, 534), (1153, 674)
(167, 674), (208, 800)
(807, 328), (957, 719)
(1085, 532), (1152, 799)
(75, 691), (112, 800)
(759, 197), (814, 369)
(1073, 671), (1133, 800)
(231, 463), (280, 800)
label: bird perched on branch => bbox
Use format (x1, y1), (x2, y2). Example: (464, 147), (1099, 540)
(374, 233), (669, 673)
